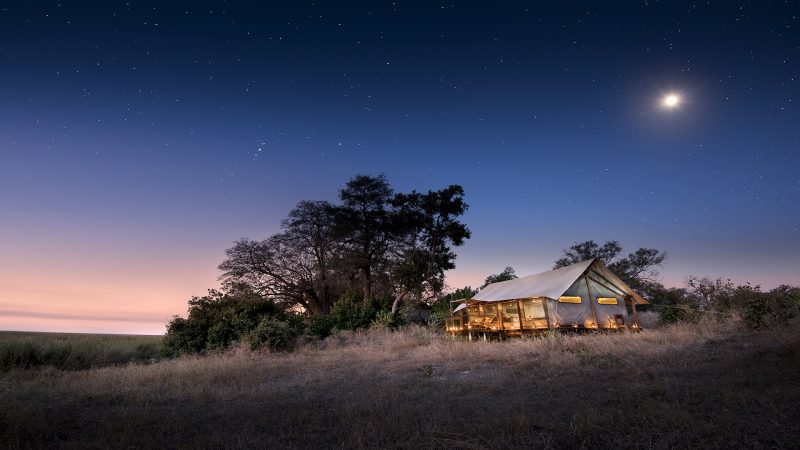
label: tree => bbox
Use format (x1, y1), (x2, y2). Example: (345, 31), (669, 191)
(686, 276), (735, 310)
(219, 200), (341, 314)
(481, 266), (517, 289)
(554, 240), (666, 289)
(389, 185), (471, 317)
(554, 241), (622, 267)
(218, 175), (470, 318)
(334, 174), (396, 302)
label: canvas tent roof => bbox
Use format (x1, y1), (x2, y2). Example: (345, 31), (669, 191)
(471, 259), (648, 305)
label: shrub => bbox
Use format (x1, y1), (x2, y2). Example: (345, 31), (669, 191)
(162, 288), (284, 356)
(247, 318), (299, 352)
(659, 277), (800, 329)
(305, 314), (334, 338)
(162, 316), (205, 357)
(329, 292), (376, 331)
(649, 286), (701, 324)
(739, 285), (800, 329)
(370, 310), (395, 329)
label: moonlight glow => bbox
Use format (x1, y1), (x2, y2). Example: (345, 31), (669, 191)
(663, 94), (680, 108)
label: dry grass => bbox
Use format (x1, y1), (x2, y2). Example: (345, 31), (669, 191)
(1, 320), (799, 449)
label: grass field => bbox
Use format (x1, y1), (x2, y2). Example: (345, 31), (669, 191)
(0, 331), (162, 372)
(1, 320), (798, 449)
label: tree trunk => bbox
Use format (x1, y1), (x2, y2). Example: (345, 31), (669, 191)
(390, 289), (409, 318)
(362, 264), (371, 302)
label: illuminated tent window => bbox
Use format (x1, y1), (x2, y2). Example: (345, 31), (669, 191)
(597, 297), (618, 305)
(558, 296), (582, 303)
(501, 302), (519, 318)
(521, 298), (545, 319)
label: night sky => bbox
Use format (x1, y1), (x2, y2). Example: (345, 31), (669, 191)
(1, 2), (798, 334)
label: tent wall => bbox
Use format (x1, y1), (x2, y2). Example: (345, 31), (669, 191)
(587, 278), (629, 327)
(550, 277), (595, 327)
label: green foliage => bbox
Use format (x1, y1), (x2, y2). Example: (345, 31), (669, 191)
(161, 317), (200, 356)
(329, 292), (377, 331)
(247, 318), (299, 352)
(221, 174), (471, 315)
(687, 278), (800, 329)
(428, 286), (478, 329)
(162, 288), (284, 356)
(371, 310), (395, 329)
(650, 277), (800, 329)
(481, 267), (517, 289)
(753, 285), (800, 327)
(555, 240), (622, 267)
(391, 185), (471, 302)
(303, 314), (334, 339)
(554, 240), (666, 289)
(649, 286), (701, 324)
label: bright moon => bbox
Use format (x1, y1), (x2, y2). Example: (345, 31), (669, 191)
(663, 94), (680, 108)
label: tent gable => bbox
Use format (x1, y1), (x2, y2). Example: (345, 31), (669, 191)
(470, 259), (648, 305)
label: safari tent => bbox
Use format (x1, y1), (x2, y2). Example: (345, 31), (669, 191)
(446, 259), (647, 337)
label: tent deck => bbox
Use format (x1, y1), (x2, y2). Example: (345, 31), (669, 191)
(445, 298), (638, 338)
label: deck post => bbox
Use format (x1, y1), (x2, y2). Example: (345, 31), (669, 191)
(541, 297), (553, 329)
(630, 296), (639, 329)
(517, 299), (525, 335)
(497, 303), (503, 333)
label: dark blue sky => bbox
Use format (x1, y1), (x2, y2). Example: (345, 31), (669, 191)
(1, 1), (798, 333)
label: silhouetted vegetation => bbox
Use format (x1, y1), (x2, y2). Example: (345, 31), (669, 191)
(651, 277), (800, 328)
(554, 239), (666, 292)
(218, 174), (470, 318)
(164, 174), (472, 355)
(480, 266), (518, 288)
(162, 286), (286, 356)
(163, 287), (398, 354)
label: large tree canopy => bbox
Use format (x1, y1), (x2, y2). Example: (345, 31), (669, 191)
(480, 266), (518, 289)
(554, 240), (666, 290)
(335, 174), (396, 302)
(390, 185), (471, 316)
(219, 200), (342, 314)
(219, 175), (470, 316)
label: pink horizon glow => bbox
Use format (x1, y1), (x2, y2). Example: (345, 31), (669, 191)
(2, 253), (797, 335)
